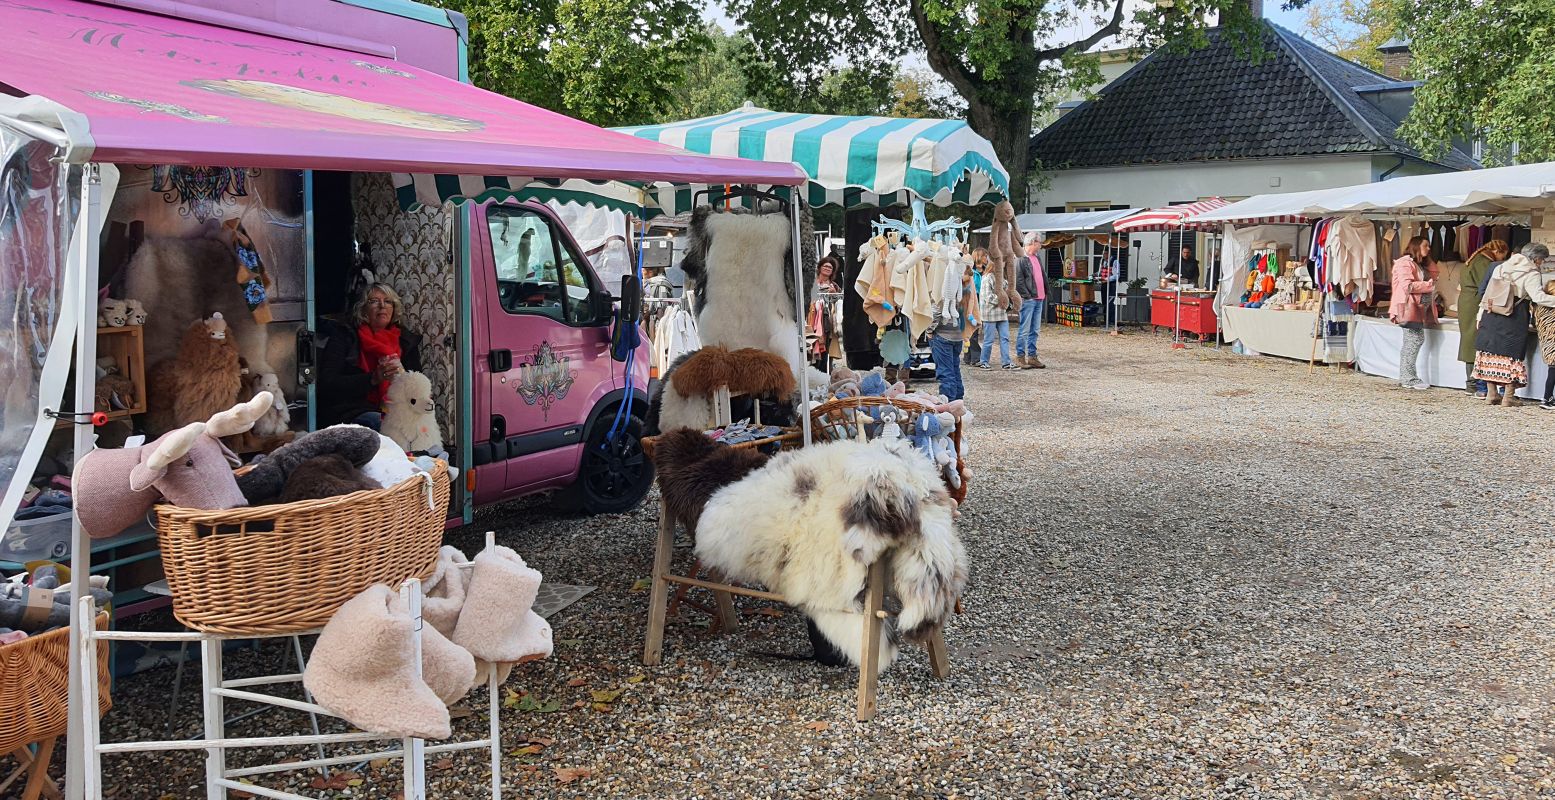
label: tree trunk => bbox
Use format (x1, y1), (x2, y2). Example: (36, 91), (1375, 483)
(964, 92), (1035, 211)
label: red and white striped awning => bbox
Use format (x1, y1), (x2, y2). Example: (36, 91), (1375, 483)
(1112, 198), (1229, 233)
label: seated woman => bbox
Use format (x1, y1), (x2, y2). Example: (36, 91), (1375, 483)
(318, 282), (423, 429)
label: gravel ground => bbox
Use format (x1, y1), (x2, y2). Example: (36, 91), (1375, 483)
(73, 325), (1555, 799)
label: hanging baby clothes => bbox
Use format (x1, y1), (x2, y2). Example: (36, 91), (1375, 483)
(854, 235), (896, 327)
(889, 241), (935, 339)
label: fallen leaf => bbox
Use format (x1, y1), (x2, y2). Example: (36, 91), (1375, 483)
(433, 758), (455, 771)
(630, 577), (653, 592)
(503, 688), (524, 709)
(511, 744), (545, 756)
(626, 674), (646, 684)
(752, 607), (785, 618)
(527, 736), (557, 747)
(346, 778), (364, 787)
(368, 758), (393, 770)
(567, 677), (589, 687)
(553, 766), (593, 784)
(591, 702), (614, 713)
(804, 721), (830, 731)
(1501, 755), (1519, 766)
(516, 694), (563, 713)
(590, 688), (625, 703)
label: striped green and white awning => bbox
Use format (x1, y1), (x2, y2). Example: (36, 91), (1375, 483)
(615, 105), (1010, 213)
(391, 106), (1009, 215)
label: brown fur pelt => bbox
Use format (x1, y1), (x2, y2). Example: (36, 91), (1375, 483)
(987, 200), (1024, 313)
(651, 427), (771, 532)
(146, 319), (242, 437)
(277, 454), (378, 504)
(725, 348), (796, 398)
(670, 346), (733, 397)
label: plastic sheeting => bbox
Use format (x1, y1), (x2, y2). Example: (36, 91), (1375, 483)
(547, 202), (632, 295)
(0, 127), (71, 537)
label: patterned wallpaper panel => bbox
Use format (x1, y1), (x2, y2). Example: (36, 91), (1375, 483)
(351, 172), (456, 444)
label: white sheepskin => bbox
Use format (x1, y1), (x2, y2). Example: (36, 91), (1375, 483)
(694, 439), (967, 674)
(694, 213), (803, 380)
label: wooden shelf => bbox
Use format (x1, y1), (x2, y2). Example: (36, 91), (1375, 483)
(56, 325), (147, 428)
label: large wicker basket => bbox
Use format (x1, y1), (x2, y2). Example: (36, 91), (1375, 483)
(0, 611), (111, 753)
(809, 397), (969, 505)
(155, 462), (450, 635)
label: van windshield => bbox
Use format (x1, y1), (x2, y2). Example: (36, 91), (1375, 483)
(488, 205), (600, 326)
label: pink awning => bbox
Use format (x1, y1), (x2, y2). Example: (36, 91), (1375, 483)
(1113, 199), (1230, 233)
(0, 0), (806, 186)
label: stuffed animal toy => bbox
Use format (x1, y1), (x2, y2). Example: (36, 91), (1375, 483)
(122, 298), (148, 326)
(871, 405), (905, 441)
(236, 424), (381, 505)
(987, 200), (1024, 314)
(381, 371), (443, 454)
(362, 432), (422, 488)
(828, 365), (861, 399)
(0, 565), (113, 634)
(929, 412), (961, 489)
(72, 393), (271, 538)
(695, 438), (967, 673)
(858, 370), (889, 397)
(97, 298), (128, 328)
(938, 247), (965, 325)
(94, 373), (136, 413)
(146, 314), (242, 437)
(278, 453), (379, 503)
(246, 372), (290, 438)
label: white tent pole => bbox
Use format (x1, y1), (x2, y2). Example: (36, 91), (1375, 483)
(791, 198), (811, 446)
(66, 161), (103, 800)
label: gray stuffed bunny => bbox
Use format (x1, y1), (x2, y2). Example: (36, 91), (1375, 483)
(237, 425), (382, 504)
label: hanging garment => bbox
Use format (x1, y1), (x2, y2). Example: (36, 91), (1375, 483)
(889, 242), (935, 339)
(1324, 216), (1379, 303)
(854, 236), (896, 327)
(664, 307), (701, 367)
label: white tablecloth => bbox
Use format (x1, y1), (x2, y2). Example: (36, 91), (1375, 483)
(1353, 317), (1549, 399)
(1221, 306), (1346, 362)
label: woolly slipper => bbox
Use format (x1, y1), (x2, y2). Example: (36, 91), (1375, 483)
(421, 618), (477, 706)
(451, 546), (551, 663)
(304, 585), (451, 740)
(422, 546), (469, 638)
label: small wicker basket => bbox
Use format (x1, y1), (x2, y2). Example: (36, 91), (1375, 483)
(155, 462), (451, 635)
(0, 611), (112, 753)
(809, 397), (968, 505)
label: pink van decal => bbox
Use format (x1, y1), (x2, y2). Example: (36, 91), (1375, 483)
(516, 340), (575, 420)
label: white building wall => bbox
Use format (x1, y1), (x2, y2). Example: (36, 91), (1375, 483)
(1031, 156), (1381, 282)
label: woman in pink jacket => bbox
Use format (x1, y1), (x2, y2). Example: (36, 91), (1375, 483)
(1389, 236), (1437, 390)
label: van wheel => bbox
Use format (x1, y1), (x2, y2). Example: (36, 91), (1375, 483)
(560, 414), (653, 514)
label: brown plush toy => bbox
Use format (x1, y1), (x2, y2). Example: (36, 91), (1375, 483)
(987, 200), (1024, 313)
(146, 313), (242, 437)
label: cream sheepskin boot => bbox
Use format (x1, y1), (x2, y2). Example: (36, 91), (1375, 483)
(304, 585), (472, 739)
(452, 545), (554, 664)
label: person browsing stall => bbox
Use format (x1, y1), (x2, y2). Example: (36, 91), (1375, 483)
(1473, 243), (1555, 406)
(318, 281), (425, 429)
(1389, 236), (1436, 391)
(1016, 234), (1048, 369)
(928, 256), (976, 400)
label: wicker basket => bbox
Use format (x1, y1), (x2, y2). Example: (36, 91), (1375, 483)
(155, 462), (450, 635)
(809, 397), (969, 505)
(0, 612), (111, 752)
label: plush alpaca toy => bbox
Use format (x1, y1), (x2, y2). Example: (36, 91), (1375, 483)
(381, 371), (443, 454)
(97, 298), (128, 328)
(828, 365), (861, 399)
(987, 201), (1024, 313)
(146, 313), (242, 437)
(695, 438), (968, 673)
(122, 299), (148, 326)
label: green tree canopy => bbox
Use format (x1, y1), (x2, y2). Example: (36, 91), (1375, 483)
(1302, 0), (1400, 73)
(726, 0), (1263, 204)
(442, 0), (708, 127)
(1397, 0), (1555, 165)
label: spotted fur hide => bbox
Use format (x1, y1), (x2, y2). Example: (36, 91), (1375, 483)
(695, 439), (968, 674)
(650, 428), (772, 532)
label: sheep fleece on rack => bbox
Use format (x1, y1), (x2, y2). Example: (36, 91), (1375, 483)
(694, 439), (967, 673)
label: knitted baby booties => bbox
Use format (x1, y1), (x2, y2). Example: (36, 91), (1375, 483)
(451, 545), (554, 664)
(304, 585), (461, 739)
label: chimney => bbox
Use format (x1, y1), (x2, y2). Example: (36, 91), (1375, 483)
(1378, 36), (1411, 79)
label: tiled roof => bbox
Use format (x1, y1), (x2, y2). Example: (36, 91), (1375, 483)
(1028, 23), (1478, 171)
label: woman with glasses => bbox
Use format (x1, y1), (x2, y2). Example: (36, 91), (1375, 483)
(318, 282), (425, 428)
(1472, 243), (1555, 406)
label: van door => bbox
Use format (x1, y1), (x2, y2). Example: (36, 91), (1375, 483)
(475, 202), (614, 497)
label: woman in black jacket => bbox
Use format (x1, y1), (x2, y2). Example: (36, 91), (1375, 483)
(317, 282), (423, 428)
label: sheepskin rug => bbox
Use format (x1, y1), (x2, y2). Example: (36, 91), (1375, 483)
(694, 438), (968, 674)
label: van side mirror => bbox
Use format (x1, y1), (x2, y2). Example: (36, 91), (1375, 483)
(610, 275), (642, 362)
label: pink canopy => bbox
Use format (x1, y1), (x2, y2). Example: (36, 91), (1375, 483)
(1113, 199), (1229, 233)
(0, 0), (806, 185)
